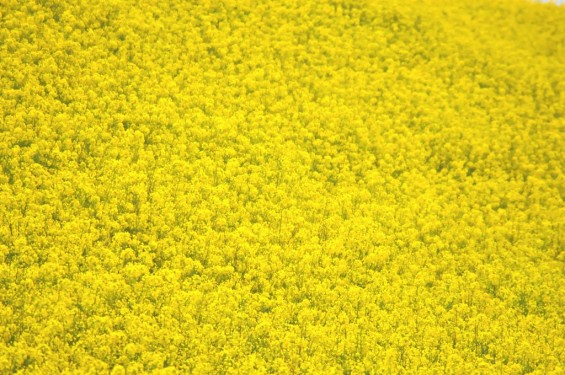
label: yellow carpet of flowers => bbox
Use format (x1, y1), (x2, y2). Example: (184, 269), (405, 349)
(1, 0), (564, 373)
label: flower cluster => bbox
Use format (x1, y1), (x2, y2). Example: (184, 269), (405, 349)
(0, 0), (564, 373)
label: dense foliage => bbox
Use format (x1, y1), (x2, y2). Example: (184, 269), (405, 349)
(1, 0), (564, 373)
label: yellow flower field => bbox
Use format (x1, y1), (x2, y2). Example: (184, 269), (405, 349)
(1, 0), (564, 373)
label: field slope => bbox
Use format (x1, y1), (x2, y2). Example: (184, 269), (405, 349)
(1, 0), (564, 373)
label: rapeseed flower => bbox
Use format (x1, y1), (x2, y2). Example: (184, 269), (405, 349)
(0, 0), (564, 373)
